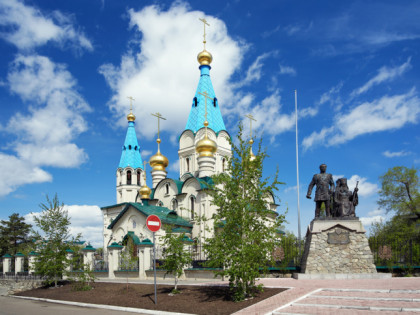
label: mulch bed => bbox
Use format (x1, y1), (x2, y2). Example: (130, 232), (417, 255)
(15, 282), (286, 315)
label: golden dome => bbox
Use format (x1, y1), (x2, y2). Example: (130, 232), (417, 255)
(127, 112), (136, 122)
(139, 184), (151, 199)
(196, 134), (217, 157)
(149, 140), (169, 171)
(249, 139), (256, 161)
(197, 49), (213, 65)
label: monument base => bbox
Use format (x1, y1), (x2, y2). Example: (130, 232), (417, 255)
(300, 219), (377, 274)
(293, 273), (391, 280)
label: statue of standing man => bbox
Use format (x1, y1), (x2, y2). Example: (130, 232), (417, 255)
(306, 164), (335, 218)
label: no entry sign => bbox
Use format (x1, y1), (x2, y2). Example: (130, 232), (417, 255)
(146, 215), (161, 233)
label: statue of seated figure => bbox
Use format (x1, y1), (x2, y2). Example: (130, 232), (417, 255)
(333, 178), (358, 217)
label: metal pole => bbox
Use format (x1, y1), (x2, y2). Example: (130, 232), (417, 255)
(153, 232), (157, 304)
(295, 90), (302, 257)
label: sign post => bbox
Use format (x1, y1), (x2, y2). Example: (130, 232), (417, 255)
(146, 215), (161, 305)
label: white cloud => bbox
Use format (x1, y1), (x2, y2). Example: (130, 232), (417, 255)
(303, 89), (420, 149)
(26, 205), (103, 247)
(0, 153), (52, 197)
(351, 58), (411, 97)
(360, 215), (384, 228)
(382, 150), (411, 158)
(318, 82), (343, 110)
(6, 55), (90, 167)
(0, 55), (90, 195)
(141, 150), (153, 159)
(346, 175), (378, 197)
(241, 53), (269, 85)
(0, 0), (93, 51)
(248, 90), (295, 140)
(100, 3), (243, 140)
(279, 65), (296, 76)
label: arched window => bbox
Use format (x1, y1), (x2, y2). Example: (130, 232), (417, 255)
(165, 183), (169, 195)
(127, 170), (132, 185)
(186, 157), (190, 172)
(157, 201), (163, 207)
(222, 158), (226, 172)
(190, 196), (195, 220)
(137, 171), (141, 185)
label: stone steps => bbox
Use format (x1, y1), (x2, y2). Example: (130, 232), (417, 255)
(272, 288), (420, 314)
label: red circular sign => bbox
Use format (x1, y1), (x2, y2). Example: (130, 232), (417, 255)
(146, 215), (161, 232)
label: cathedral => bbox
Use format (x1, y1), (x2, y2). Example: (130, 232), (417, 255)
(101, 33), (278, 256)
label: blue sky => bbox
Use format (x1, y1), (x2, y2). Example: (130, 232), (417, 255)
(0, 0), (419, 246)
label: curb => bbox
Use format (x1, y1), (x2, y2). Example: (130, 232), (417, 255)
(11, 295), (196, 315)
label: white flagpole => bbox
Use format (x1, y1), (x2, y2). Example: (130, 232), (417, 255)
(295, 90), (302, 256)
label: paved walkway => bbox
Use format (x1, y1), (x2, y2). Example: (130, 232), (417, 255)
(2, 277), (420, 314)
(233, 277), (420, 314)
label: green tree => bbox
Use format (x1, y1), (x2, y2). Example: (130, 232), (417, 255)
(204, 124), (285, 301)
(120, 240), (138, 291)
(32, 194), (80, 287)
(161, 231), (192, 293)
(0, 213), (32, 256)
(378, 166), (419, 219)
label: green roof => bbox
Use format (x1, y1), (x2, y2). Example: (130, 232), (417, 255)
(108, 242), (123, 249)
(2, 254), (12, 258)
(66, 249), (74, 253)
(15, 252), (25, 257)
(171, 227), (192, 233)
(28, 251), (39, 256)
(276, 228), (286, 235)
(82, 245), (96, 251)
(123, 231), (141, 245)
(173, 179), (183, 194)
(181, 235), (194, 243)
(138, 238), (154, 246)
(107, 203), (193, 229)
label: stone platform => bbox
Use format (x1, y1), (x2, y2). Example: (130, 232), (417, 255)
(299, 218), (377, 275)
(293, 272), (391, 279)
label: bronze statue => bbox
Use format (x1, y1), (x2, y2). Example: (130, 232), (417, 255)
(306, 164), (335, 218)
(333, 178), (358, 217)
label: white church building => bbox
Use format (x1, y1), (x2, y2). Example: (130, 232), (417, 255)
(101, 36), (278, 259)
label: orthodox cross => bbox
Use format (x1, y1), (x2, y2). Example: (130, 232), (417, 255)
(245, 114), (256, 138)
(127, 96), (135, 113)
(198, 91), (213, 134)
(199, 18), (210, 50)
(151, 112), (166, 150)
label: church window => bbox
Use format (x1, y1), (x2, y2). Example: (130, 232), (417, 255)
(158, 201), (163, 207)
(222, 158), (226, 172)
(186, 158), (190, 172)
(134, 146), (137, 150)
(137, 171), (141, 185)
(165, 183), (169, 195)
(193, 97), (197, 107)
(213, 97), (217, 107)
(190, 197), (195, 220)
(129, 145), (132, 150)
(132, 220), (136, 229)
(127, 171), (132, 185)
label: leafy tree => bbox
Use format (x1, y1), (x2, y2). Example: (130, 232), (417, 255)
(0, 213), (32, 256)
(204, 124), (285, 301)
(32, 194), (80, 287)
(120, 240), (138, 291)
(378, 166), (419, 219)
(161, 231), (192, 293)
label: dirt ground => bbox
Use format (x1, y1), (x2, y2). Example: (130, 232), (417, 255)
(15, 282), (286, 315)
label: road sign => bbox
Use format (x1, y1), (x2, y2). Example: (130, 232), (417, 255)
(146, 215), (161, 233)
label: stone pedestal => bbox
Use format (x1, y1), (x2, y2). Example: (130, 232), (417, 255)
(299, 219), (377, 275)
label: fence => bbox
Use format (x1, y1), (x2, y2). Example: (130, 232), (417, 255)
(368, 236), (420, 268)
(153, 238), (305, 270)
